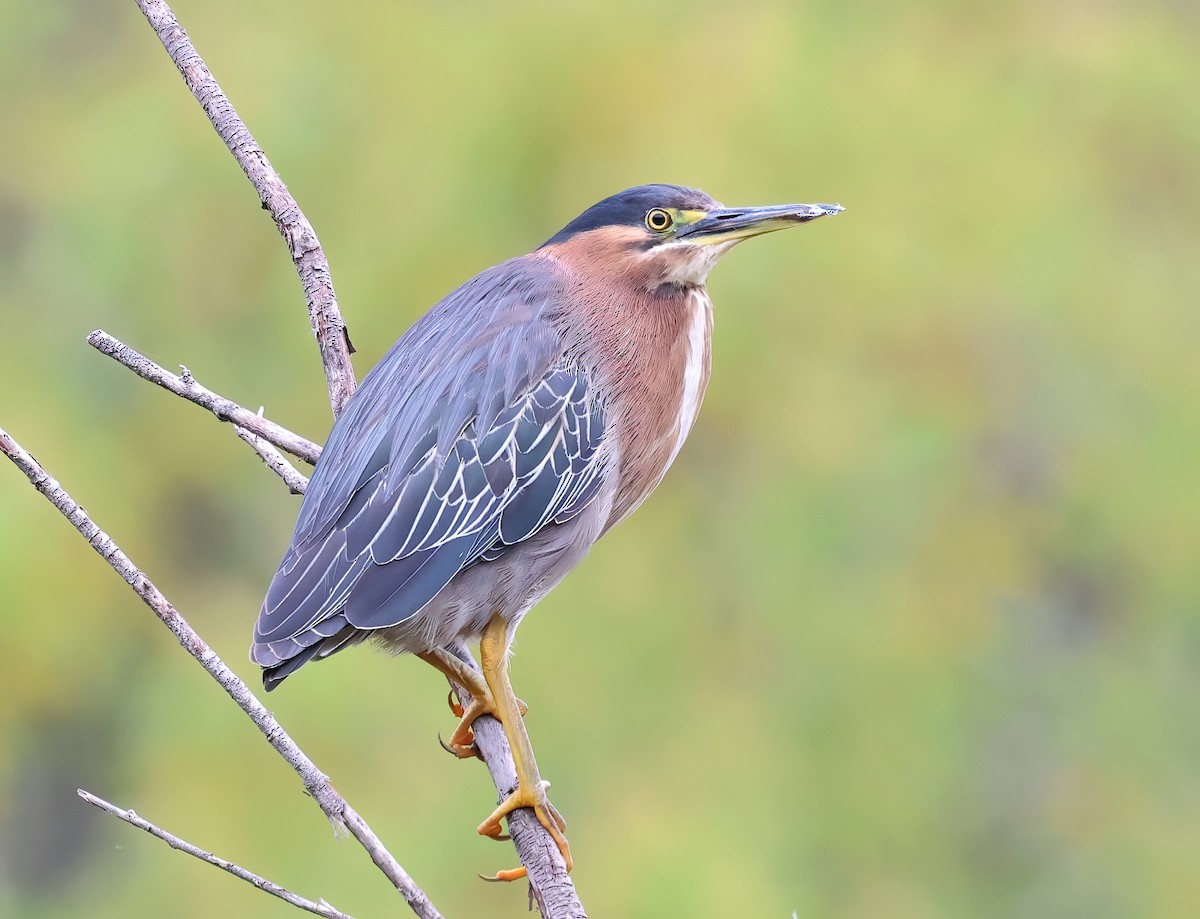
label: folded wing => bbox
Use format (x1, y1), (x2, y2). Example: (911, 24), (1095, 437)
(252, 259), (607, 678)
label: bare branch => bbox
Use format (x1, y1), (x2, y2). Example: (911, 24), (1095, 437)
(134, 0), (357, 417)
(78, 789), (354, 919)
(447, 677), (587, 918)
(0, 428), (443, 919)
(234, 426), (309, 494)
(87, 330), (322, 465)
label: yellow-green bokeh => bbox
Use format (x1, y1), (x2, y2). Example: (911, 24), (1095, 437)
(2, 2), (1198, 917)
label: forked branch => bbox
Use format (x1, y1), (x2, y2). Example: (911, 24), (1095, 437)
(0, 429), (442, 919)
(134, 0), (356, 417)
(87, 330), (321, 464)
(233, 426), (310, 494)
(78, 789), (354, 919)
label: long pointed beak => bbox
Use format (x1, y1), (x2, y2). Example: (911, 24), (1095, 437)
(676, 202), (844, 245)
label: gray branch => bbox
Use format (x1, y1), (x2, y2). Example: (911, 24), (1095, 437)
(87, 330), (321, 465)
(234, 426), (310, 494)
(0, 428), (443, 919)
(78, 789), (354, 919)
(449, 678), (586, 918)
(134, 0), (357, 418)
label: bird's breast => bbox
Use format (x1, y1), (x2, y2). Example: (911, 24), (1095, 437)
(668, 287), (714, 468)
(599, 286), (713, 529)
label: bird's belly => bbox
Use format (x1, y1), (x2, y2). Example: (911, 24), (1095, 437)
(372, 491), (611, 655)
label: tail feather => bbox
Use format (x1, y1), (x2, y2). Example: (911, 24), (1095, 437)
(256, 625), (366, 691)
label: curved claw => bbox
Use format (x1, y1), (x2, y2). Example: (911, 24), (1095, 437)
(477, 819), (510, 841)
(448, 698), (493, 750)
(480, 866), (527, 883)
(477, 780), (572, 873)
(437, 732), (481, 760)
(487, 830), (512, 842)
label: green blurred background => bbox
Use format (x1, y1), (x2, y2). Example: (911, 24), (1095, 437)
(2, 1), (1198, 916)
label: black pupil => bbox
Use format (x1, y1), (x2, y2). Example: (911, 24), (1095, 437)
(650, 210), (669, 229)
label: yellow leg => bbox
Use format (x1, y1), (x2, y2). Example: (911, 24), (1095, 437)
(475, 614), (572, 879)
(417, 648), (492, 758)
(418, 647), (529, 759)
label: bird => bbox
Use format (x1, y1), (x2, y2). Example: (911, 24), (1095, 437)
(251, 184), (842, 879)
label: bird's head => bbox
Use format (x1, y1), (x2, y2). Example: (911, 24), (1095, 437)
(540, 184), (843, 289)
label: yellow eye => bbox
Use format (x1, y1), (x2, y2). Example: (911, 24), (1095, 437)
(645, 208), (673, 232)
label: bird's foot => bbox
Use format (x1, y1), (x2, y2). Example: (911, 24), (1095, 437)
(440, 691), (529, 759)
(446, 689), (527, 720)
(477, 779), (572, 880)
(439, 693), (496, 759)
(420, 649), (522, 758)
(442, 688), (528, 759)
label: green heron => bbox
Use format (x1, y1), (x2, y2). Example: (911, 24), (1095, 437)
(252, 184), (841, 878)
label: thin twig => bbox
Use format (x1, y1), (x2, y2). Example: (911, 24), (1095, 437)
(87, 330), (322, 465)
(0, 428), (443, 919)
(234, 426), (310, 494)
(134, 0), (357, 417)
(78, 789), (354, 919)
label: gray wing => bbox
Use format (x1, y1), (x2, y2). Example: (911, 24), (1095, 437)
(252, 257), (607, 677)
